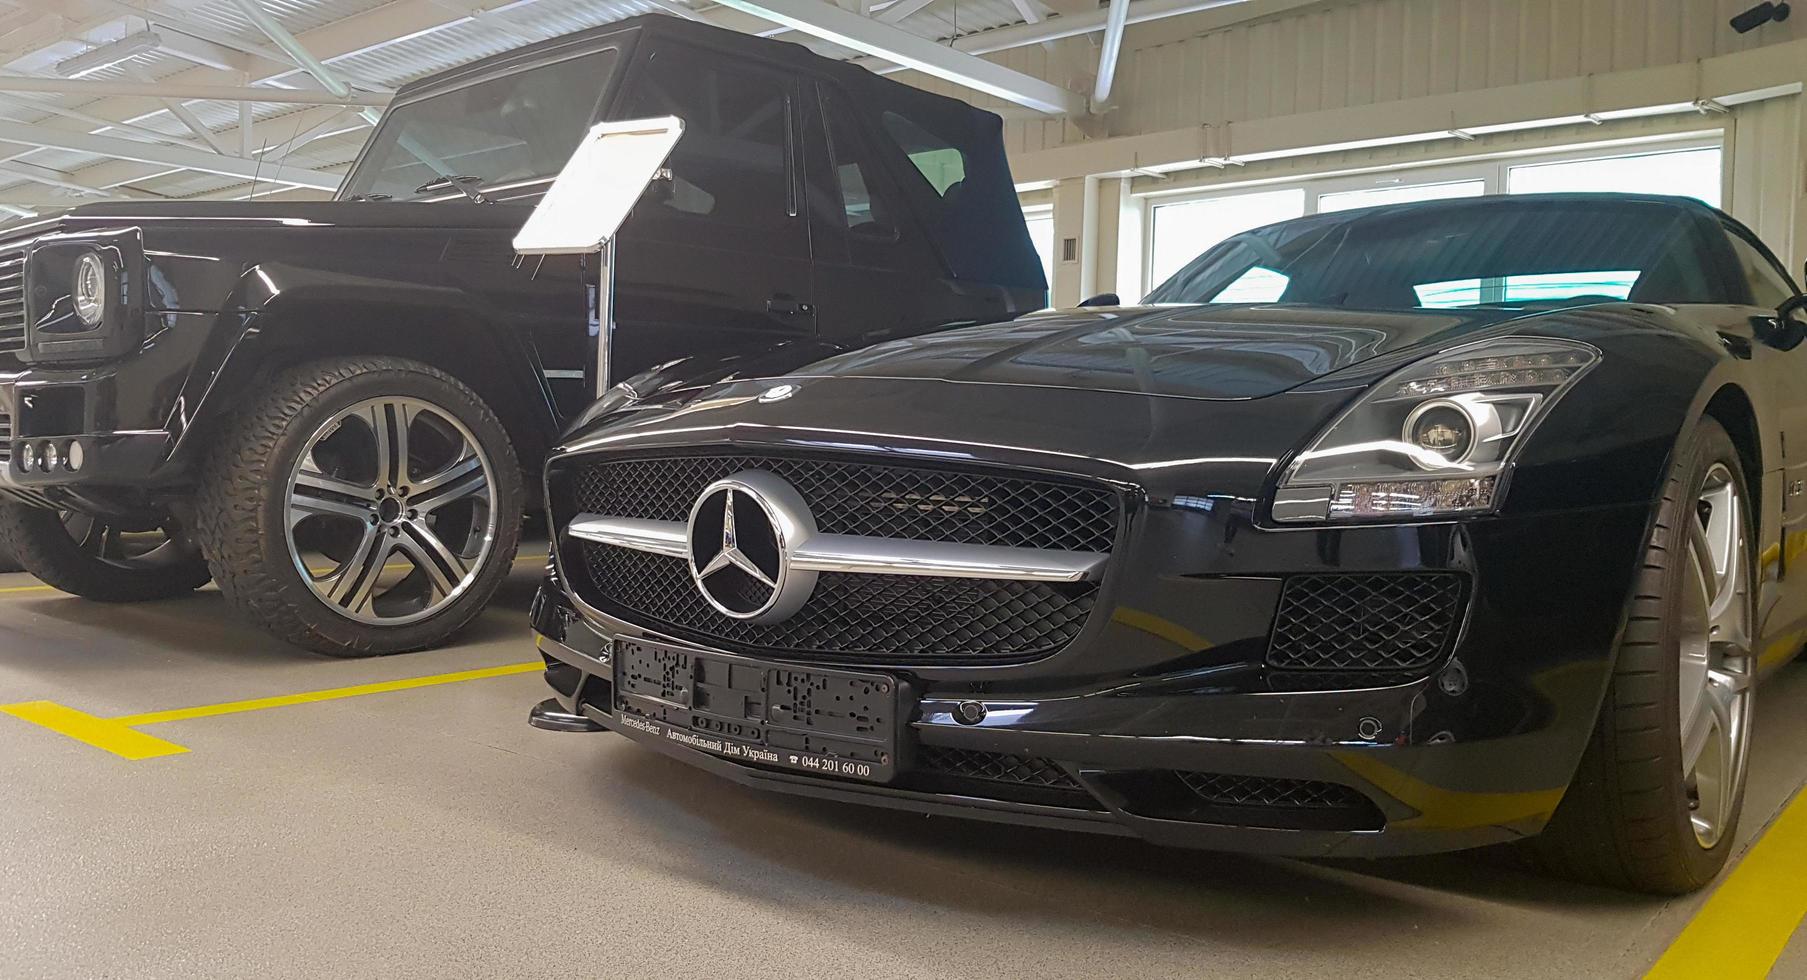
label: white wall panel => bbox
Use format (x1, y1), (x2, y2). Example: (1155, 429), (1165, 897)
(911, 0), (1805, 155)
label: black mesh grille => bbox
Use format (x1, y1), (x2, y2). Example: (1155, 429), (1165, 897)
(563, 452), (1120, 664)
(580, 545), (1096, 663)
(1267, 573), (1464, 673)
(570, 454), (1119, 553)
(915, 746), (1081, 789)
(1178, 771), (1372, 811)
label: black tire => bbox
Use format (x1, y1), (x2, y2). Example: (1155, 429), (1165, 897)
(195, 356), (523, 657)
(1533, 416), (1755, 893)
(0, 505), (211, 601)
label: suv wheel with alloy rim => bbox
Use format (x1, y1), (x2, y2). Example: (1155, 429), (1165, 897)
(197, 356), (522, 657)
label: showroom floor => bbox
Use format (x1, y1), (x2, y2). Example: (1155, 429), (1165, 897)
(1, 556), (1804, 980)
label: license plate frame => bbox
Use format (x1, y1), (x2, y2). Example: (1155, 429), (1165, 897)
(611, 638), (904, 784)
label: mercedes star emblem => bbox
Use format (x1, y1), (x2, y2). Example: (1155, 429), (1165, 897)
(686, 471), (819, 623)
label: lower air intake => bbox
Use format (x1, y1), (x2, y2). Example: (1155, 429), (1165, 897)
(1266, 572), (1465, 673)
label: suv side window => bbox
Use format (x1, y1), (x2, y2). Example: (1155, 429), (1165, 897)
(880, 111), (967, 199)
(1723, 226), (1800, 307)
(818, 87), (903, 260)
(619, 46), (797, 236)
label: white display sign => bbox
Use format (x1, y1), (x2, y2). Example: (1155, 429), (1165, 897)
(513, 115), (686, 256)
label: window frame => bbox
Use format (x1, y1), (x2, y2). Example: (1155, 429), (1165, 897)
(1138, 135), (1726, 298)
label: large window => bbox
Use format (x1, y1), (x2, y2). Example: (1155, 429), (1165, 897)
(1318, 179), (1484, 213)
(1506, 146), (1722, 206)
(1147, 188), (1304, 290)
(1142, 140), (1724, 296)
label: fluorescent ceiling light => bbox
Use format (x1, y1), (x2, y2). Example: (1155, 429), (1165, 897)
(56, 30), (163, 78)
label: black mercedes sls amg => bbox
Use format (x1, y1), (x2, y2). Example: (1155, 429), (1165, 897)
(529, 193), (1807, 894)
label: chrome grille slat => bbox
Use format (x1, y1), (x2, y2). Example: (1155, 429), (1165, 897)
(0, 247), (24, 356)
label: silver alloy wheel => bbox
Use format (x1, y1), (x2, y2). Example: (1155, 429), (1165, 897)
(283, 396), (498, 627)
(1676, 462), (1755, 849)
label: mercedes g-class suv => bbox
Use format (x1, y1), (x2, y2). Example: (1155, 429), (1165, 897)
(0, 15), (1044, 656)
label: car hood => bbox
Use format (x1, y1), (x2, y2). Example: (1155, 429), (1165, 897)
(781, 304), (1522, 401)
(0, 199), (529, 245)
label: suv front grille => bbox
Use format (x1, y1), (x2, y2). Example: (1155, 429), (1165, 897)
(1266, 573), (1465, 673)
(0, 251), (25, 355)
(0, 411), (10, 462)
(564, 453), (1121, 664)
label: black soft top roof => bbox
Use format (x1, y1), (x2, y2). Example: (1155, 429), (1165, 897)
(392, 14), (994, 124)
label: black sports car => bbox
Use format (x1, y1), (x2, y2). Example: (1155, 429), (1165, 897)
(528, 193), (1807, 894)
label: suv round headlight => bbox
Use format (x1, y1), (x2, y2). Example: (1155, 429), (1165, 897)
(73, 251), (107, 327)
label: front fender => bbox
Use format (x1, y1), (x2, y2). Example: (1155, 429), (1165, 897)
(161, 262), (556, 472)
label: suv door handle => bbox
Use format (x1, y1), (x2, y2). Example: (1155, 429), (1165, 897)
(767, 296), (813, 316)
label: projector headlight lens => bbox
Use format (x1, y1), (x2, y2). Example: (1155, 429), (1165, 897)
(73, 251), (108, 327)
(1274, 338), (1599, 522)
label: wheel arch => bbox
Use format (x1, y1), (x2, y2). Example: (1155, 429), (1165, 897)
(171, 290), (560, 492)
(1700, 382), (1765, 526)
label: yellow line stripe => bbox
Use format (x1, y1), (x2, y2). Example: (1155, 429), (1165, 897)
(1646, 788), (1807, 978)
(114, 661), (542, 727)
(0, 700), (189, 760)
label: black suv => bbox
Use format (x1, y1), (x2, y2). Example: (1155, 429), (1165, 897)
(0, 15), (1044, 655)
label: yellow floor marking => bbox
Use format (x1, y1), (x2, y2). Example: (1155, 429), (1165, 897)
(1646, 788), (1807, 978)
(1, 661), (541, 760)
(115, 662), (541, 726)
(0, 701), (189, 760)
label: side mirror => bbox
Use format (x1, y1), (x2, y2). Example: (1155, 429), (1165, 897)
(1078, 292), (1120, 308)
(1761, 294), (1807, 351)
(1782, 293), (1807, 324)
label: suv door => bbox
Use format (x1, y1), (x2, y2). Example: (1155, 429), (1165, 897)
(606, 42), (815, 382)
(801, 82), (1012, 347)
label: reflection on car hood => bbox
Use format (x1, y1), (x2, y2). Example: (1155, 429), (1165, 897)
(787, 304), (1519, 400)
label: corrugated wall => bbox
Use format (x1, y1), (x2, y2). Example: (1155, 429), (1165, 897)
(901, 0), (1806, 156)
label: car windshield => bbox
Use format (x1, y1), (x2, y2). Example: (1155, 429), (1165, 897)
(339, 50), (619, 202)
(1145, 197), (1724, 311)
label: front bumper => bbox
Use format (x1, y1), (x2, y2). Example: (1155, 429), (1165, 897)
(528, 502), (1647, 859)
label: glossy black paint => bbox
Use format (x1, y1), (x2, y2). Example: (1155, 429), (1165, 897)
(536, 198), (1807, 855)
(0, 16), (1043, 515)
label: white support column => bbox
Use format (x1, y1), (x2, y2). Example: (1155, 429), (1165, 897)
(1050, 176), (1101, 307)
(1085, 176), (1140, 301)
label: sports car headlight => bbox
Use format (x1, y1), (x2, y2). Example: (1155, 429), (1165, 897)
(1273, 338), (1599, 522)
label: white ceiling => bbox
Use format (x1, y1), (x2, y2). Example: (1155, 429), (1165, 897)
(0, 0), (1055, 214)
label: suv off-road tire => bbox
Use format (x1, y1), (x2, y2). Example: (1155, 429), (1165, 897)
(1532, 416), (1756, 894)
(0, 505), (211, 601)
(196, 356), (522, 657)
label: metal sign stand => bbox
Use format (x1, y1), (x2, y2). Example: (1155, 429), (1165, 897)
(513, 115), (685, 397)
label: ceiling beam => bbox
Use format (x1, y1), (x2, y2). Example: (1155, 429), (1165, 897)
(856, 0), (1257, 71)
(0, 119), (344, 189)
(0, 73), (389, 105)
(874, 0), (938, 22)
(712, 0), (1086, 114)
(0, 156), (146, 198)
